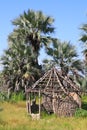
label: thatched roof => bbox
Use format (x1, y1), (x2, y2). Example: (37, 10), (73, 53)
(26, 67), (80, 94)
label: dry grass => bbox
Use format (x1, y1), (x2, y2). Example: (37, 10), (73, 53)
(0, 101), (87, 130)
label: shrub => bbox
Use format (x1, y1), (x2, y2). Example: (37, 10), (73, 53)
(10, 91), (25, 102)
(0, 92), (8, 102)
(81, 95), (87, 110)
(75, 108), (87, 117)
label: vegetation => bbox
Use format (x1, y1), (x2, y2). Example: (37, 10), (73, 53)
(0, 9), (87, 129)
(0, 99), (87, 130)
(0, 9), (55, 93)
(43, 40), (83, 75)
(0, 9), (87, 93)
(79, 21), (87, 89)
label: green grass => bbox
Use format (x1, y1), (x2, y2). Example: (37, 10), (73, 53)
(0, 96), (87, 130)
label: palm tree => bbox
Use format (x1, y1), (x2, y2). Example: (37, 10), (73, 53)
(8, 9), (55, 64)
(80, 23), (87, 43)
(1, 40), (41, 92)
(1, 10), (55, 93)
(78, 21), (87, 90)
(80, 22), (87, 76)
(43, 40), (83, 76)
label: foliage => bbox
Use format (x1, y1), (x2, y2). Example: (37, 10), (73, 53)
(8, 9), (55, 55)
(0, 91), (26, 102)
(81, 77), (87, 90)
(75, 108), (87, 117)
(81, 95), (87, 110)
(10, 91), (26, 102)
(1, 41), (41, 92)
(1, 9), (56, 92)
(0, 92), (8, 102)
(75, 95), (87, 118)
(80, 21), (87, 77)
(80, 24), (87, 44)
(43, 40), (83, 76)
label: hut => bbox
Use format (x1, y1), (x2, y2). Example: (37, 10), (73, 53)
(26, 67), (81, 117)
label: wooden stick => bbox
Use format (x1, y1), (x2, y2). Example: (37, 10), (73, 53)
(26, 93), (29, 114)
(39, 89), (41, 117)
(29, 92), (31, 115)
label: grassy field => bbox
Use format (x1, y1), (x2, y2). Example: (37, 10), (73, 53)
(0, 100), (87, 130)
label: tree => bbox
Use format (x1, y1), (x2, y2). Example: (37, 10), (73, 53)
(1, 40), (42, 92)
(76, 20), (87, 90)
(1, 10), (55, 92)
(43, 40), (83, 76)
(80, 23), (87, 43)
(8, 9), (55, 64)
(80, 20), (87, 76)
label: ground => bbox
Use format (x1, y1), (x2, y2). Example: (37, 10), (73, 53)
(0, 99), (87, 130)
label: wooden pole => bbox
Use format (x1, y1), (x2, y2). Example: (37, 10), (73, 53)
(53, 90), (56, 114)
(29, 92), (31, 115)
(26, 93), (29, 114)
(39, 89), (41, 117)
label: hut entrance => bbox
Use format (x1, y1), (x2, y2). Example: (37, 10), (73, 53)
(26, 90), (41, 120)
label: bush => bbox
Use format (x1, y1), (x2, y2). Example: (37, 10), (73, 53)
(82, 95), (87, 103)
(81, 95), (87, 110)
(75, 108), (87, 117)
(10, 91), (25, 102)
(0, 92), (8, 102)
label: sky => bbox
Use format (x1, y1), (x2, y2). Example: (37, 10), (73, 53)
(0, 0), (87, 66)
